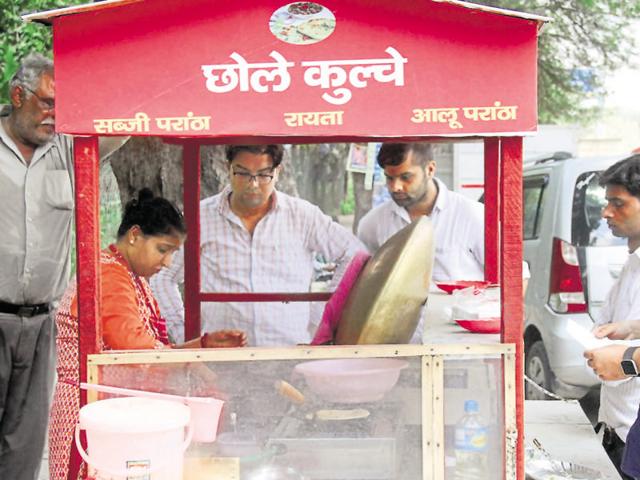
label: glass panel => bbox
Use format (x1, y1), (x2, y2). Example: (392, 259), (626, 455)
(96, 356), (423, 480)
(443, 356), (505, 480)
(572, 171), (626, 247)
(523, 178), (546, 240)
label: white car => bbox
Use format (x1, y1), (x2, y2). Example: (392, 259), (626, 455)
(523, 152), (628, 399)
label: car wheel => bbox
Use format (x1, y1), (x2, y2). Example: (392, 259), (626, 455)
(525, 340), (555, 400)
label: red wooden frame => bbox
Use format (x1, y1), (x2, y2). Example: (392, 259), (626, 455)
(178, 137), (525, 478)
(484, 137), (500, 285)
(72, 133), (526, 480)
(182, 142), (202, 341)
(32, 1), (540, 477)
(499, 137), (525, 477)
(72, 136), (101, 480)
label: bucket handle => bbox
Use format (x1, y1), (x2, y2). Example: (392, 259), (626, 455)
(74, 423), (193, 478)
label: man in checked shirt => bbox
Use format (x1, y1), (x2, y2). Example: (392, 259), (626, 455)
(151, 144), (366, 346)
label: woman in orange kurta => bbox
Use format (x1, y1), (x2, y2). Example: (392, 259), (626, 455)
(48, 189), (246, 480)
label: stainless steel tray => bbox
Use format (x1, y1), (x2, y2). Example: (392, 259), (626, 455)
(525, 445), (604, 480)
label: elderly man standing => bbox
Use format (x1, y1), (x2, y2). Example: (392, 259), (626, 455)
(152, 144), (365, 346)
(0, 54), (125, 480)
(582, 154), (640, 480)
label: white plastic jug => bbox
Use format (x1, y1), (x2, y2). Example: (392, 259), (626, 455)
(76, 397), (192, 480)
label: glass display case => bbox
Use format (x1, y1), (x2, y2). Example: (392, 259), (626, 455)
(87, 344), (515, 480)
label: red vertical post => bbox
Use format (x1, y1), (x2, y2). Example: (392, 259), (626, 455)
(183, 141), (202, 341)
(499, 136), (524, 480)
(484, 138), (500, 284)
(74, 136), (101, 382)
(71, 136), (101, 480)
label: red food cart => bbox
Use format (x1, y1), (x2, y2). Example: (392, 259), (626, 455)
(26, 1), (548, 478)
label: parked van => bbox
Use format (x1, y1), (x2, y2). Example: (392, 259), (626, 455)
(523, 152), (628, 399)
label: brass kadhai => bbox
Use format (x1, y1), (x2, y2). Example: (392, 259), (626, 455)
(336, 217), (434, 344)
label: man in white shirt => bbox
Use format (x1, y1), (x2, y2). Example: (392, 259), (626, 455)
(586, 318), (640, 480)
(152, 144), (365, 346)
(582, 154), (640, 480)
(357, 142), (484, 281)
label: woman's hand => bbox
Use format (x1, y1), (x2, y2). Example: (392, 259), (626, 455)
(202, 330), (247, 348)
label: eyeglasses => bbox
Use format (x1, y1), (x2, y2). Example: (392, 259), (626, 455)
(23, 87), (55, 112)
(232, 169), (275, 185)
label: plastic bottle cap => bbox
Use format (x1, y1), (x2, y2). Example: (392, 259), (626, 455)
(464, 400), (479, 412)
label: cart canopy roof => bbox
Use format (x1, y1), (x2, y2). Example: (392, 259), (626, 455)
(24, 0), (549, 140)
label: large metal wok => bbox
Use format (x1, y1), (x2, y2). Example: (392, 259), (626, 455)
(336, 217), (434, 344)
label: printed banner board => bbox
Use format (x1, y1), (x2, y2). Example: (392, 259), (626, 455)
(51, 0), (540, 137)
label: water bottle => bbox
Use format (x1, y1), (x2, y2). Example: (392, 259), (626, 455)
(454, 400), (489, 480)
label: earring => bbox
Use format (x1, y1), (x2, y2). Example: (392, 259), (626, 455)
(129, 240), (134, 245)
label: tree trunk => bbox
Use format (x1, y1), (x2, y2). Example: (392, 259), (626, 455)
(107, 138), (300, 210)
(290, 144), (348, 220)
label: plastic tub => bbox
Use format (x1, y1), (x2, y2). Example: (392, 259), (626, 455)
(294, 358), (408, 403)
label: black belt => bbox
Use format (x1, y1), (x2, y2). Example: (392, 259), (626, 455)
(0, 301), (49, 317)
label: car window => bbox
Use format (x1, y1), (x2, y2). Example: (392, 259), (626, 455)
(523, 175), (548, 240)
(572, 171), (626, 247)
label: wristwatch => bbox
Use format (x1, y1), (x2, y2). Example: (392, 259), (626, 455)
(621, 346), (640, 376)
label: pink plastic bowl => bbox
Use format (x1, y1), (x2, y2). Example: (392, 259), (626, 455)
(294, 358), (408, 404)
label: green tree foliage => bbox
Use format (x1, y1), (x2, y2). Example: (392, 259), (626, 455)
(0, 0), (83, 103)
(483, 0), (640, 123)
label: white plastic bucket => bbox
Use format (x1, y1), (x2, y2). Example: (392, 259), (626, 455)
(76, 397), (192, 479)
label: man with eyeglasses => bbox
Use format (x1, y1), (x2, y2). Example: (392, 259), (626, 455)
(0, 53), (126, 480)
(152, 144), (365, 346)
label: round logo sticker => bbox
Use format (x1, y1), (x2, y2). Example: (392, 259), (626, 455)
(269, 2), (336, 45)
